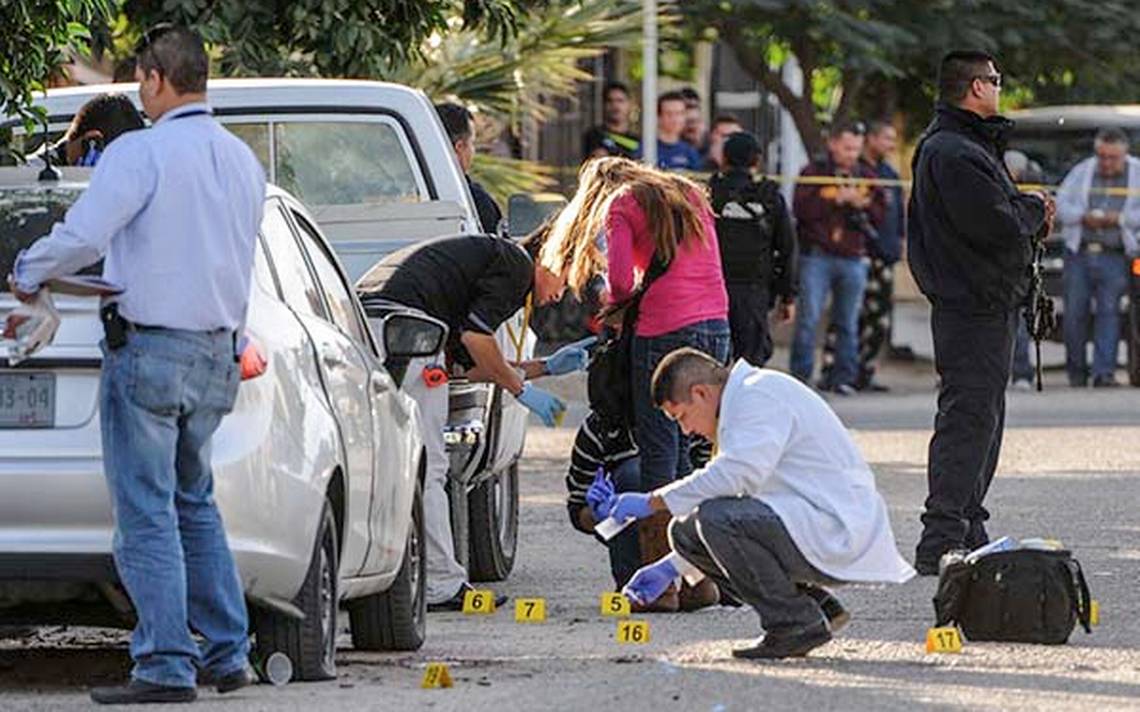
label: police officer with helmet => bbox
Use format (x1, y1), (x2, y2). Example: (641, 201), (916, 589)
(707, 131), (797, 366)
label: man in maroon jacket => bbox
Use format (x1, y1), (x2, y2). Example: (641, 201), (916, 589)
(789, 121), (885, 394)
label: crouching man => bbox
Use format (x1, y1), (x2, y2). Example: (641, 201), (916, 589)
(594, 348), (914, 659)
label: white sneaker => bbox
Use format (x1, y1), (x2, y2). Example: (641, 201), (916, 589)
(1011, 379), (1032, 392)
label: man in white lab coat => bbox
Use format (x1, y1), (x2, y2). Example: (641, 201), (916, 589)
(593, 347), (914, 659)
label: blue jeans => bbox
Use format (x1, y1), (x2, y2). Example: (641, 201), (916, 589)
(100, 329), (248, 688)
(790, 254), (868, 388)
(607, 458), (642, 588)
(1012, 319), (1033, 383)
(631, 318), (730, 492)
(1063, 251), (1128, 381)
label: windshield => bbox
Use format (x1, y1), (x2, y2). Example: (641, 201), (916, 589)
(0, 186), (98, 291)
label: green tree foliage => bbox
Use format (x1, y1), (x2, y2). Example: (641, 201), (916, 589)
(1, 0), (110, 140)
(119, 0), (529, 77)
(681, 0), (1140, 155)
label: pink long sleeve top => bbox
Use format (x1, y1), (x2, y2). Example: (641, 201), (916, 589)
(605, 191), (728, 337)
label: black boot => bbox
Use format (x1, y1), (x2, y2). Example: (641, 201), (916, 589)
(732, 620), (832, 660)
(90, 680), (197, 705)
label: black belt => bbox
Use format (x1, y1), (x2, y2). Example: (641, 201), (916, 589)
(1079, 242), (1125, 255)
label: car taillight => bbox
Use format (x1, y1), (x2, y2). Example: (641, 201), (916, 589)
(239, 335), (268, 381)
(1132, 258), (1140, 277)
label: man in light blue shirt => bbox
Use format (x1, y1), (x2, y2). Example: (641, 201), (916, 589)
(6, 25), (265, 704)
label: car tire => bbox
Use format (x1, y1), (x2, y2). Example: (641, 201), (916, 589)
(348, 477), (426, 651)
(468, 462), (519, 582)
(1128, 309), (1140, 387)
(253, 499), (338, 682)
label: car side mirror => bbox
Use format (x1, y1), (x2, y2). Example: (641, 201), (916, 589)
(380, 312), (448, 387)
(507, 192), (568, 238)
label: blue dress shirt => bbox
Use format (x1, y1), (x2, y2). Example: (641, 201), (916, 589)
(14, 102), (267, 331)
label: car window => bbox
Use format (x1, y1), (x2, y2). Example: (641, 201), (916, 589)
(274, 120), (423, 207)
(226, 123), (271, 169)
(260, 202), (324, 318)
(289, 208), (369, 345)
(0, 187), (100, 291)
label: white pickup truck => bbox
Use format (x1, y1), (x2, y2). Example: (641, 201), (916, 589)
(28, 78), (533, 584)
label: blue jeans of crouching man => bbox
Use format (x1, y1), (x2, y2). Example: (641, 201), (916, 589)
(100, 329), (248, 688)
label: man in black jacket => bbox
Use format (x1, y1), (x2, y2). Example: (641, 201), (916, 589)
(909, 50), (1054, 575)
(708, 132), (797, 366)
(436, 102), (503, 235)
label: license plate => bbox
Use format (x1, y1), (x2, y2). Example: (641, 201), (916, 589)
(0, 372), (56, 428)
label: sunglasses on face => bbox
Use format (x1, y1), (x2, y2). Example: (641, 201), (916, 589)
(975, 73), (1003, 88)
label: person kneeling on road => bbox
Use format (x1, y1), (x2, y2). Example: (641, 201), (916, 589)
(358, 228), (592, 612)
(593, 348), (914, 659)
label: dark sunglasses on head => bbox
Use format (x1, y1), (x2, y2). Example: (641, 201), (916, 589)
(975, 73), (1002, 88)
(134, 23), (176, 77)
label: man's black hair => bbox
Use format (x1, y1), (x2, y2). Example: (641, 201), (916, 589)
(657, 90), (687, 114)
(938, 50), (998, 104)
(71, 94), (145, 147)
(712, 114), (742, 129)
(435, 102), (474, 146)
(678, 87), (700, 106)
(651, 347), (728, 407)
(723, 131), (760, 170)
(828, 119), (866, 139)
(603, 81), (631, 99)
(1095, 126), (1130, 147)
(135, 24), (208, 95)
(867, 119), (894, 136)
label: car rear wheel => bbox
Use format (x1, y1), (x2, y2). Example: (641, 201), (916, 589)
(253, 499), (338, 681)
(468, 462), (519, 582)
(348, 477), (426, 651)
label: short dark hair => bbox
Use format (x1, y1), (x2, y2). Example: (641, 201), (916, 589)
(712, 114), (742, 129)
(657, 90), (687, 114)
(435, 102), (474, 146)
(828, 120), (866, 140)
(723, 131), (760, 169)
(1095, 127), (1130, 147)
(135, 24), (208, 95)
(867, 119), (894, 136)
(603, 81), (630, 100)
(651, 347), (729, 407)
(70, 94), (145, 147)
(678, 87), (700, 106)
(938, 50), (997, 104)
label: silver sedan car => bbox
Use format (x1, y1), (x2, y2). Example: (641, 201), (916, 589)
(0, 167), (443, 680)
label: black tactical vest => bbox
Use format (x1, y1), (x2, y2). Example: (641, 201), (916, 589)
(710, 173), (779, 285)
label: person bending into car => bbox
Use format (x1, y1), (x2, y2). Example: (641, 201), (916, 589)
(592, 348), (914, 659)
(5, 26), (265, 703)
(358, 227), (593, 611)
(46, 92), (145, 167)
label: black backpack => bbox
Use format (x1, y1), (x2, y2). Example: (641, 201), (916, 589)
(933, 549), (1093, 645)
(587, 257), (669, 430)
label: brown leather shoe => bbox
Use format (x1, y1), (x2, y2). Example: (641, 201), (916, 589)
(679, 578), (720, 612)
(630, 583), (680, 613)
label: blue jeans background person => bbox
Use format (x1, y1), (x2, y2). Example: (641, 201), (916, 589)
(101, 329), (248, 688)
(1011, 318), (1034, 387)
(1063, 250), (1129, 386)
(631, 318), (731, 492)
(790, 254), (869, 391)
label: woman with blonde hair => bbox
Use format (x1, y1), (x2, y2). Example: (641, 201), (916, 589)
(546, 157), (729, 612)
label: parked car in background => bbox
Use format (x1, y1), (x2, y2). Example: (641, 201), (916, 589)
(14, 77), (535, 584)
(1007, 104), (1140, 385)
(0, 166), (444, 679)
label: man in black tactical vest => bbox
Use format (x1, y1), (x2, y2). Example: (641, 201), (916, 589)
(708, 132), (798, 366)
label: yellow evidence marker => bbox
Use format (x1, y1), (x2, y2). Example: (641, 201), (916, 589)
(601, 592), (631, 617)
(515, 598), (547, 623)
(925, 626), (963, 654)
(616, 620), (650, 644)
(421, 662), (453, 689)
(1090, 600), (1100, 626)
(462, 589), (496, 614)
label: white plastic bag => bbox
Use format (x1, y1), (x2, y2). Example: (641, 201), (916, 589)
(6, 288), (60, 365)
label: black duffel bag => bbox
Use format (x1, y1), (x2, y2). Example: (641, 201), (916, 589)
(933, 549), (1093, 644)
(587, 256), (669, 430)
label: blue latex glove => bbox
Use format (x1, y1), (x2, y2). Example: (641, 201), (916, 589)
(622, 555), (680, 606)
(585, 468), (616, 521)
(610, 492), (654, 522)
(544, 336), (598, 376)
(517, 382), (566, 427)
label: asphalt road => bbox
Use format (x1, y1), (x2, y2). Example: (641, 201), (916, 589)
(2, 358), (1138, 711)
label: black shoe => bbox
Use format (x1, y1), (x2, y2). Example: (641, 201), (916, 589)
(91, 680), (197, 705)
(199, 667), (255, 694)
(427, 582), (508, 612)
(915, 547), (969, 577)
(861, 380), (890, 393)
(797, 584), (850, 633)
(732, 621), (832, 660)
(1093, 376), (1120, 388)
(1069, 374), (1088, 388)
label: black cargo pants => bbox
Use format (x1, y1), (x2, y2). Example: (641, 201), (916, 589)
(916, 307), (1017, 565)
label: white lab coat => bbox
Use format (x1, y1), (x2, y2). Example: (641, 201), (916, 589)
(658, 361), (915, 584)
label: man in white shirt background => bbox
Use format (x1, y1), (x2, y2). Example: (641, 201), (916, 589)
(6, 25), (266, 704)
(592, 348), (913, 659)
